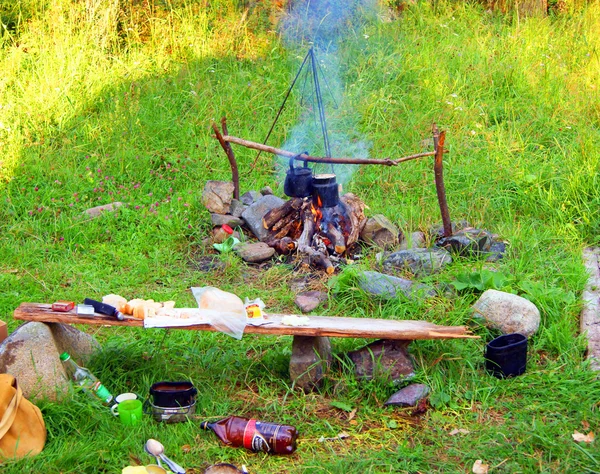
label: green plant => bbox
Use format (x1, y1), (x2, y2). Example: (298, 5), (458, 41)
(450, 269), (510, 293)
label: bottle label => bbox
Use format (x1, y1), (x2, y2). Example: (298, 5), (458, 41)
(94, 383), (113, 403)
(243, 419), (283, 453)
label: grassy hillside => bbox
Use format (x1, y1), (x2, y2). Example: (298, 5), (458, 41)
(1, 1), (599, 472)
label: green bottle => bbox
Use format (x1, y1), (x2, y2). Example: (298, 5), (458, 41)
(59, 352), (114, 405)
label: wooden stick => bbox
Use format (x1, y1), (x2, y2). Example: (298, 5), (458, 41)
(220, 135), (437, 166)
(433, 125), (452, 237)
(212, 120), (240, 200)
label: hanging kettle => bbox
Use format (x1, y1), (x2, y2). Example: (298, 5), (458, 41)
(283, 153), (313, 198)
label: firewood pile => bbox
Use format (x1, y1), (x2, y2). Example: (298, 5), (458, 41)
(262, 193), (367, 274)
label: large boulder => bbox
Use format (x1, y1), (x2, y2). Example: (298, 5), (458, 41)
(472, 289), (541, 336)
(0, 322), (101, 401)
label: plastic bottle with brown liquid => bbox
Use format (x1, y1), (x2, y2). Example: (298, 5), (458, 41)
(200, 416), (298, 454)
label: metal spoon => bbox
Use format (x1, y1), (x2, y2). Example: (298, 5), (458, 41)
(144, 440), (162, 468)
(145, 439), (186, 474)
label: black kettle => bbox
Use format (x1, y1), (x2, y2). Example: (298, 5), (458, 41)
(283, 154), (313, 198)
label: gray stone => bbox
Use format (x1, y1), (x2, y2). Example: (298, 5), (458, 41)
(210, 213), (245, 228)
(295, 291), (328, 313)
(486, 241), (508, 262)
(0, 322), (69, 401)
(241, 194), (285, 241)
(383, 247), (452, 277)
(438, 228), (493, 256)
(472, 289), (541, 337)
(347, 339), (414, 384)
(260, 186), (274, 196)
(384, 383), (430, 407)
(202, 181), (234, 214)
(84, 201), (124, 218)
(48, 323), (100, 365)
(229, 199), (247, 218)
(429, 220), (471, 240)
(289, 336), (331, 392)
(359, 215), (401, 249)
(357, 271), (435, 299)
(399, 231), (427, 250)
(234, 242), (275, 263)
(241, 190), (262, 206)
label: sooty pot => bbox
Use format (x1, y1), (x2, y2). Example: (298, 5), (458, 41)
(283, 157), (313, 198)
(312, 173), (339, 208)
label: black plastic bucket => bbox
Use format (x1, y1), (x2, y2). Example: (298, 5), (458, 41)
(485, 333), (527, 378)
(149, 381), (197, 408)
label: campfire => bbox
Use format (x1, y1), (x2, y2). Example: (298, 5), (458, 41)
(211, 116), (452, 274)
(262, 171), (367, 273)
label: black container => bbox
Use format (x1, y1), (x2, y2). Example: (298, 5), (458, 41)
(149, 381), (197, 408)
(312, 173), (339, 208)
(485, 333), (527, 378)
(283, 157), (313, 198)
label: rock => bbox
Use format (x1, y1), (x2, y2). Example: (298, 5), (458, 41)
(399, 231), (427, 250)
(437, 228), (493, 256)
(383, 247), (452, 277)
(210, 213), (245, 228)
(486, 241), (508, 262)
(429, 220), (471, 240)
(347, 339), (414, 384)
(47, 323), (100, 365)
(202, 181), (234, 214)
(472, 289), (541, 336)
(357, 271), (435, 299)
(359, 215), (401, 249)
(241, 194), (285, 241)
(234, 242), (275, 263)
(289, 336), (331, 392)
(260, 186), (274, 195)
(295, 291), (328, 313)
(240, 190), (262, 206)
(0, 322), (69, 401)
(384, 383), (430, 407)
(229, 199), (247, 218)
(84, 201), (124, 218)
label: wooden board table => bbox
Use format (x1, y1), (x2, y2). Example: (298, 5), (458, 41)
(14, 303), (475, 340)
(14, 302), (477, 390)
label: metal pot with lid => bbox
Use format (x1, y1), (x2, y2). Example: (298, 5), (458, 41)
(283, 153), (313, 198)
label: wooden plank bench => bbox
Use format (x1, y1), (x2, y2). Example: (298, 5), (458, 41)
(14, 303), (477, 390)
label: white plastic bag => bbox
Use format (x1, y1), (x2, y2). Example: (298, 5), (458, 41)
(191, 287), (246, 340)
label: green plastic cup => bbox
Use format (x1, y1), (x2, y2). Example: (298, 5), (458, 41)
(112, 399), (143, 426)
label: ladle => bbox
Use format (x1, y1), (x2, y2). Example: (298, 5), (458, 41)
(145, 439), (185, 474)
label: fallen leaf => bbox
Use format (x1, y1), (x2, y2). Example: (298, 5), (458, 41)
(582, 420), (590, 430)
(449, 428), (470, 436)
(572, 431), (595, 443)
(181, 444), (191, 453)
(348, 408), (357, 421)
(472, 460), (489, 474)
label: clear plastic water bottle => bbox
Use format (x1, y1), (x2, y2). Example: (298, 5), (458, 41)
(59, 352), (114, 405)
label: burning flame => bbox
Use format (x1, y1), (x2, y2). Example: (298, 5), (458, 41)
(311, 196), (323, 225)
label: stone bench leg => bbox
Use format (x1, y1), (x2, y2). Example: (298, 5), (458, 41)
(347, 339), (415, 384)
(289, 335), (332, 392)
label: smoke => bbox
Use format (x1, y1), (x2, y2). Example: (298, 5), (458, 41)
(275, 0), (380, 190)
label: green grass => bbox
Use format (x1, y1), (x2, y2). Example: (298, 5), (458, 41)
(1, 0), (600, 472)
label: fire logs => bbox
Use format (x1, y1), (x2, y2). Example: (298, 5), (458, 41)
(263, 193), (367, 273)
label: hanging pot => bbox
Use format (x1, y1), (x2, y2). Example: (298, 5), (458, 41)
(283, 155), (313, 198)
(312, 173), (339, 208)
